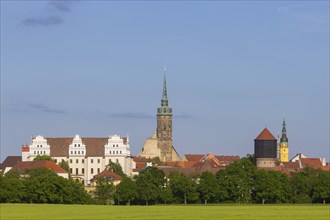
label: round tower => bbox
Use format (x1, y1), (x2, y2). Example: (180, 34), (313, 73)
(254, 128), (277, 168)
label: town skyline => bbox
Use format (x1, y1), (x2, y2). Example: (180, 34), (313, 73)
(1, 1), (329, 162)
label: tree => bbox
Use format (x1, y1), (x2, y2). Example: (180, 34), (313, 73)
(169, 171), (199, 204)
(198, 171), (218, 204)
(312, 170), (330, 204)
(216, 158), (256, 204)
(33, 155), (54, 161)
(115, 177), (137, 205)
(159, 187), (173, 204)
(0, 170), (25, 203)
(23, 167), (92, 204)
(94, 177), (115, 205)
(136, 171), (159, 205)
(291, 167), (318, 203)
(106, 161), (126, 178)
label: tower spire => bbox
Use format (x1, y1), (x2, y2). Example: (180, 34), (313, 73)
(162, 65), (168, 100)
(280, 117), (288, 142)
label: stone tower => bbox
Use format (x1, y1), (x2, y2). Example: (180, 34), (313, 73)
(157, 67), (173, 162)
(255, 128), (277, 168)
(279, 118), (289, 162)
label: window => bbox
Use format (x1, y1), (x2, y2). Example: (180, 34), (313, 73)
(91, 168), (94, 174)
(37, 145), (39, 148)
(82, 159), (84, 163)
(55, 159), (57, 163)
(70, 159), (73, 163)
(116, 151), (118, 154)
(109, 159), (111, 164)
(78, 151), (80, 154)
(76, 168), (78, 175)
(109, 151), (111, 154)
(116, 159), (119, 163)
(44, 151), (46, 154)
(91, 159), (94, 163)
(97, 168), (100, 174)
(82, 151), (84, 154)
(34, 151), (36, 154)
(70, 168), (72, 174)
(71, 151), (73, 154)
(97, 159), (100, 163)
(75, 151), (76, 154)
(113, 144), (115, 147)
(113, 151), (115, 154)
(37, 151), (39, 154)
(82, 168), (84, 174)
(40, 145), (42, 148)
(74, 144), (76, 147)
(116, 144), (118, 147)
(76, 159), (78, 164)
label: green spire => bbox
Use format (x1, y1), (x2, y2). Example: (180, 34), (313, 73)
(280, 117), (288, 142)
(157, 66), (172, 116)
(162, 66), (168, 102)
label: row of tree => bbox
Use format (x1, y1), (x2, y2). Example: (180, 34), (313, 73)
(1, 157), (329, 204)
(94, 158), (330, 205)
(0, 167), (92, 204)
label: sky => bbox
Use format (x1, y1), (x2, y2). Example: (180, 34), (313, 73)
(1, 1), (329, 162)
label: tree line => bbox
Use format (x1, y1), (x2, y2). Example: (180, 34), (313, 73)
(1, 157), (329, 205)
(96, 158), (330, 205)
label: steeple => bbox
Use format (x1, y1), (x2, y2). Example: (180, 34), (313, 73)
(157, 66), (172, 116)
(162, 65), (168, 101)
(280, 118), (288, 142)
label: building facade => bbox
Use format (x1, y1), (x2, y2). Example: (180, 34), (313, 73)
(139, 68), (180, 162)
(22, 134), (134, 185)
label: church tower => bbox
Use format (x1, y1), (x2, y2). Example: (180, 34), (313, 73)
(279, 118), (289, 162)
(157, 67), (173, 162)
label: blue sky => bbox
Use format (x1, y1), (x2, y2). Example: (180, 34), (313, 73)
(1, 1), (329, 162)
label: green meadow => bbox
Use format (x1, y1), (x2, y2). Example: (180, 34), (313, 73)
(1, 204), (329, 220)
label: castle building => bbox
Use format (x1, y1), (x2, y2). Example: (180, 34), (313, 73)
(138, 68), (180, 162)
(279, 118), (289, 162)
(254, 128), (277, 168)
(21, 134), (134, 185)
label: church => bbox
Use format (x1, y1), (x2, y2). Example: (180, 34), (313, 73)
(138, 68), (181, 162)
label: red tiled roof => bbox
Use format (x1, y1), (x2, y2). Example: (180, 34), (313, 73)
(0, 156), (22, 170)
(255, 128), (277, 140)
(184, 154), (204, 162)
(46, 137), (127, 157)
(300, 158), (323, 168)
(93, 169), (122, 181)
(282, 161), (300, 170)
(12, 160), (67, 174)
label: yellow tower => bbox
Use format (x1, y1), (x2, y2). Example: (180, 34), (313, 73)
(279, 118), (289, 162)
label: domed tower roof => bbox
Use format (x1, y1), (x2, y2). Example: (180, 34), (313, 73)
(255, 128), (277, 141)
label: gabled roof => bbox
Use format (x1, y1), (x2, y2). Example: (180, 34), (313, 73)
(0, 156), (22, 170)
(12, 160), (67, 174)
(300, 158), (323, 168)
(184, 154), (206, 162)
(46, 137), (127, 157)
(93, 169), (122, 181)
(255, 128), (277, 141)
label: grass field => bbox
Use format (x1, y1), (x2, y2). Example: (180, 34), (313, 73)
(1, 204), (329, 220)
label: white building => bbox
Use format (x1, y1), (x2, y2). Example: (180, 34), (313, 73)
(22, 134), (135, 185)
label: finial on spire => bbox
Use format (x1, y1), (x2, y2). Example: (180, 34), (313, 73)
(164, 65), (167, 72)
